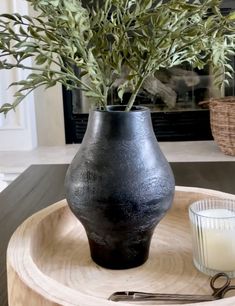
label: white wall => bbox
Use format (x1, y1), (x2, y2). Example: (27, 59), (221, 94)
(33, 85), (65, 146)
(0, 0), (65, 149)
(28, 5), (65, 146)
(0, 0), (38, 150)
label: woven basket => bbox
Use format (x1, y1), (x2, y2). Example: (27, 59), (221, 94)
(209, 96), (235, 156)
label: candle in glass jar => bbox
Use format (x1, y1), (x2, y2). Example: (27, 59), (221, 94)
(196, 209), (235, 271)
(190, 204), (235, 276)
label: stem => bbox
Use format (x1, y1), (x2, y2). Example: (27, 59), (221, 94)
(19, 21), (48, 32)
(0, 82), (46, 114)
(125, 50), (156, 112)
(98, 98), (107, 110)
(103, 85), (108, 107)
(4, 62), (55, 72)
(95, 86), (107, 110)
(3, 62), (99, 94)
(125, 76), (146, 111)
(0, 53), (11, 58)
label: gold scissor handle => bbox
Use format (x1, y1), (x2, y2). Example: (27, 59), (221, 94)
(210, 272), (231, 298)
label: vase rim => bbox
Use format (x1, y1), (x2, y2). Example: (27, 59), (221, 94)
(92, 105), (150, 113)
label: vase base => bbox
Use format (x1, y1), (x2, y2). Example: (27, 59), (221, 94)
(89, 237), (150, 270)
(91, 253), (149, 270)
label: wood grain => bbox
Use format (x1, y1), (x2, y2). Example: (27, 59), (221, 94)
(0, 164), (68, 306)
(7, 186), (235, 306)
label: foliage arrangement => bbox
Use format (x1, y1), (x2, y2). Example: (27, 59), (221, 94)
(0, 0), (235, 114)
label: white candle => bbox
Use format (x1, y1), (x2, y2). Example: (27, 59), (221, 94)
(192, 208), (235, 272)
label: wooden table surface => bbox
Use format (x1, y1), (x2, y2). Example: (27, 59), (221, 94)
(0, 162), (235, 306)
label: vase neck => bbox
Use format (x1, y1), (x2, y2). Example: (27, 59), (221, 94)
(84, 108), (155, 141)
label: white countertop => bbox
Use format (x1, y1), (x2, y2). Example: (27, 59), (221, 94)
(0, 141), (234, 175)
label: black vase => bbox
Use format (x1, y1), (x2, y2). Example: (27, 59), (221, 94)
(65, 106), (175, 269)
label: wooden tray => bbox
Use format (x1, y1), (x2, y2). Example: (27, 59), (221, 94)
(7, 186), (235, 306)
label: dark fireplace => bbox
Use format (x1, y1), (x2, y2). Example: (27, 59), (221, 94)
(62, 1), (235, 144)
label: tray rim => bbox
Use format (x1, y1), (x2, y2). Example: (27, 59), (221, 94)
(7, 186), (235, 306)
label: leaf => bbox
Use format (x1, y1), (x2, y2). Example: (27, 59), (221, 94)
(0, 14), (18, 21)
(20, 53), (34, 61)
(227, 11), (235, 20)
(144, 0), (153, 10)
(80, 70), (88, 77)
(64, 1), (78, 12)
(29, 26), (40, 38)
(19, 26), (27, 35)
(45, 80), (57, 88)
(14, 92), (24, 97)
(14, 13), (23, 21)
(85, 91), (103, 98)
(15, 80), (30, 86)
(50, 0), (60, 6)
(22, 15), (34, 23)
(27, 73), (40, 80)
(117, 81), (129, 102)
(0, 103), (14, 115)
(45, 31), (58, 41)
(17, 42), (37, 48)
(13, 95), (25, 108)
(35, 54), (48, 65)
(224, 64), (234, 72)
(0, 60), (7, 69)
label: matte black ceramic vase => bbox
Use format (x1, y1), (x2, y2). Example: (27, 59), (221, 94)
(65, 106), (175, 269)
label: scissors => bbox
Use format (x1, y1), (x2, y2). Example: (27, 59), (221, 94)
(108, 272), (235, 303)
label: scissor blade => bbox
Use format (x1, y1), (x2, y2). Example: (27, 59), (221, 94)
(108, 291), (137, 301)
(108, 291), (217, 302)
(134, 292), (216, 302)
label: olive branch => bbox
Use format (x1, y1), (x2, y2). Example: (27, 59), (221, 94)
(0, 0), (235, 114)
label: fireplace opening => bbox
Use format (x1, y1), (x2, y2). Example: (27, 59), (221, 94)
(62, 3), (235, 144)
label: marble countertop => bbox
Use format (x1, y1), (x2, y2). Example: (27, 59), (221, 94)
(0, 141), (234, 175)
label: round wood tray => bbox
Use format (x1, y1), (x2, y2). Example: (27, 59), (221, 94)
(7, 186), (235, 306)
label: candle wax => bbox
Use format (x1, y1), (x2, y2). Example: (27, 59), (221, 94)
(194, 209), (235, 272)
